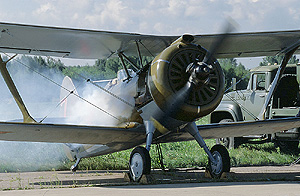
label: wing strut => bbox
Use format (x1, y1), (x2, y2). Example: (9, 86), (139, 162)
(258, 40), (300, 120)
(0, 55), (36, 123)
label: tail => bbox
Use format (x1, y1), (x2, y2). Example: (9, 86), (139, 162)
(61, 76), (79, 162)
(60, 76), (78, 118)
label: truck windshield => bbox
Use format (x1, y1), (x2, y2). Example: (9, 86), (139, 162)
(252, 73), (265, 90)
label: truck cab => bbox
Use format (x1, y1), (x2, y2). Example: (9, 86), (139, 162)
(209, 64), (300, 152)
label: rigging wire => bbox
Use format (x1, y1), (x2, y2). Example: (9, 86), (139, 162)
(4, 29), (135, 109)
(2, 52), (124, 123)
(138, 40), (155, 58)
(67, 72), (135, 108)
(1, 30), (136, 123)
(38, 82), (84, 123)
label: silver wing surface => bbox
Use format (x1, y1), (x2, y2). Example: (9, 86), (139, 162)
(155, 117), (300, 143)
(199, 117), (300, 138)
(1, 22), (300, 59)
(0, 122), (146, 152)
(0, 117), (300, 146)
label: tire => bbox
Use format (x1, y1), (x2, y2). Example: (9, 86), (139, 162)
(216, 119), (241, 149)
(129, 146), (151, 182)
(275, 140), (299, 154)
(216, 137), (235, 149)
(208, 144), (230, 178)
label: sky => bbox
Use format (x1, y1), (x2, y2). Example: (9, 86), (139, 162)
(0, 0), (300, 68)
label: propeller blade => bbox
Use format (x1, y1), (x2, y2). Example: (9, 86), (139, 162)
(203, 20), (236, 63)
(153, 20), (237, 125)
(163, 82), (193, 116)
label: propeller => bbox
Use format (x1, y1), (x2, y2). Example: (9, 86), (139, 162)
(158, 21), (236, 123)
(189, 21), (235, 88)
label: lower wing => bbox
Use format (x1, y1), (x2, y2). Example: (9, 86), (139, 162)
(154, 117), (300, 143)
(0, 122), (146, 153)
(0, 117), (299, 146)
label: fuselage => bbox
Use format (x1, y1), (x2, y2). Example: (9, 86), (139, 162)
(63, 35), (225, 161)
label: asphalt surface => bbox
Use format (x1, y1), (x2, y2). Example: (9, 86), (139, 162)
(2, 182), (300, 196)
(1, 165), (300, 195)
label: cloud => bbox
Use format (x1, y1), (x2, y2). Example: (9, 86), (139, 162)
(225, 0), (300, 31)
(0, 0), (300, 34)
(34, 2), (55, 15)
(84, 0), (130, 30)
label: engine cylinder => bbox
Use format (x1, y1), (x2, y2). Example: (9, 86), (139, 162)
(148, 35), (224, 122)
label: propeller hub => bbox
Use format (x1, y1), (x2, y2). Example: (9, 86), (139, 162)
(187, 61), (211, 86)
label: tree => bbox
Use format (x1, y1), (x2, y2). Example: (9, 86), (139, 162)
(218, 58), (249, 91)
(259, 55), (299, 66)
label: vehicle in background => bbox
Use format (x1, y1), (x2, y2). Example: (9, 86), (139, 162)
(209, 64), (300, 152)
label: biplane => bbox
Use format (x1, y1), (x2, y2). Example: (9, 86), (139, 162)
(0, 22), (300, 181)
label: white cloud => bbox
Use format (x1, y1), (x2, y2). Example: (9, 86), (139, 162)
(0, 0), (300, 34)
(224, 0), (300, 31)
(34, 2), (55, 15)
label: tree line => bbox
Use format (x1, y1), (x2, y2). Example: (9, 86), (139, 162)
(5, 54), (299, 92)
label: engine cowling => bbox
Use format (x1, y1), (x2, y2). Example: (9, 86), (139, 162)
(148, 35), (224, 122)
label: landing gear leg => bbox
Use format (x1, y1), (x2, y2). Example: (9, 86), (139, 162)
(185, 122), (230, 178)
(70, 158), (81, 172)
(144, 120), (155, 151)
(128, 120), (154, 182)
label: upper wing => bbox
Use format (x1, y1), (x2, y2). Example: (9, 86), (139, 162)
(194, 31), (300, 58)
(1, 22), (300, 59)
(0, 22), (174, 59)
(154, 117), (300, 143)
(0, 121), (146, 152)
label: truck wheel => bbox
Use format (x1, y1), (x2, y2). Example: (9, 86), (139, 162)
(216, 137), (234, 149)
(216, 119), (241, 149)
(275, 141), (299, 154)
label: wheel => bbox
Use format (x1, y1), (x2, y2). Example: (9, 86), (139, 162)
(216, 119), (241, 149)
(207, 144), (230, 178)
(70, 158), (81, 172)
(70, 164), (78, 172)
(129, 146), (151, 182)
(275, 140), (299, 154)
(216, 137), (243, 149)
(216, 137), (234, 149)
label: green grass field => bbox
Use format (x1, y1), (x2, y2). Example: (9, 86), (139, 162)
(63, 140), (299, 171)
(63, 116), (300, 171)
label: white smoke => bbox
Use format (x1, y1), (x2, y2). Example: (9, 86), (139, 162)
(0, 56), (138, 172)
(0, 141), (67, 172)
(0, 56), (68, 172)
(65, 76), (137, 126)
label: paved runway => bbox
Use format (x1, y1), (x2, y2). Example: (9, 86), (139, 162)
(2, 181), (300, 196)
(1, 165), (300, 195)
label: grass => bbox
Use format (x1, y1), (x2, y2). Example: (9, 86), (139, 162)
(230, 143), (297, 166)
(63, 116), (300, 171)
(65, 140), (299, 171)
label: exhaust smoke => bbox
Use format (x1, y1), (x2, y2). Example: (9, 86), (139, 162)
(64, 78), (136, 126)
(0, 56), (68, 172)
(0, 56), (137, 171)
